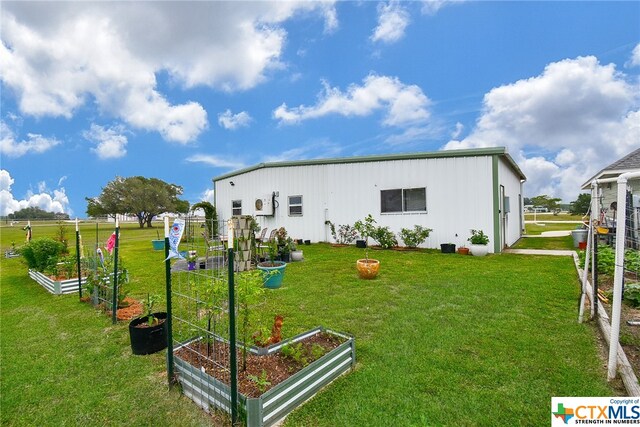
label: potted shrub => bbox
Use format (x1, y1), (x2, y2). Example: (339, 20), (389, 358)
(399, 225), (433, 249)
(129, 294), (167, 355)
(290, 240), (303, 262)
(354, 214), (381, 278)
(257, 242), (287, 289)
(468, 229), (489, 256)
(186, 250), (198, 270)
(356, 254), (380, 279)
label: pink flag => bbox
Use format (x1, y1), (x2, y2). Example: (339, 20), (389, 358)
(105, 232), (116, 254)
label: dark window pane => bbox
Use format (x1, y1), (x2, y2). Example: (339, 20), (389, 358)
(232, 200), (241, 208)
(404, 188), (426, 212)
(289, 205), (302, 215)
(381, 189), (402, 213)
(289, 196), (302, 205)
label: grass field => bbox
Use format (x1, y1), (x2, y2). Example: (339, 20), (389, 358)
(1, 221), (617, 426)
(524, 213), (585, 222)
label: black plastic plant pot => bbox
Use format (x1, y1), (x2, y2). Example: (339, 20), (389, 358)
(129, 312), (167, 355)
(440, 243), (456, 254)
(304, 240), (311, 245)
(356, 240), (367, 248)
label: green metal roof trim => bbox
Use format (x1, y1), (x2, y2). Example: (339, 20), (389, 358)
(213, 147), (527, 182)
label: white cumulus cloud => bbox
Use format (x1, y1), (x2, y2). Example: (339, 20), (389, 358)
(0, 169), (70, 216)
(218, 110), (253, 130)
(185, 154), (245, 170)
(0, 2), (337, 144)
(443, 56), (640, 201)
(0, 121), (60, 157)
(371, 2), (410, 44)
(273, 74), (431, 128)
(628, 43), (640, 68)
(83, 124), (128, 159)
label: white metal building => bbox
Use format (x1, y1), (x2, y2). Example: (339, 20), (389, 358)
(213, 147), (526, 253)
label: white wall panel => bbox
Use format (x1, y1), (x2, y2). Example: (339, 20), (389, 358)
(215, 154), (522, 252)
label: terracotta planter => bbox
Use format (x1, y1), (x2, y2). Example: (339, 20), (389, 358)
(356, 259), (380, 279)
(457, 247), (470, 255)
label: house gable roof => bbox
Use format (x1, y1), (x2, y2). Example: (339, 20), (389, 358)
(213, 147), (526, 182)
(581, 148), (640, 189)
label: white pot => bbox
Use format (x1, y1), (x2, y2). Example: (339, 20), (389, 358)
(291, 250), (303, 261)
(470, 244), (489, 257)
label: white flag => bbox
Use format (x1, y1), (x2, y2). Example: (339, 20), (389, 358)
(165, 218), (186, 261)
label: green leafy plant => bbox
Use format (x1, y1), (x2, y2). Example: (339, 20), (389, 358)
(311, 343), (326, 360)
(236, 269), (266, 371)
(625, 250), (640, 274)
(142, 293), (161, 325)
(326, 222), (358, 245)
(623, 283), (640, 308)
(280, 342), (309, 367)
(372, 226), (398, 249)
(20, 237), (65, 272)
(468, 229), (489, 245)
(55, 220), (70, 254)
(247, 370), (271, 393)
(354, 214), (377, 246)
(399, 225), (433, 248)
(275, 227), (288, 246)
(578, 245), (615, 275)
(60, 255), (76, 279)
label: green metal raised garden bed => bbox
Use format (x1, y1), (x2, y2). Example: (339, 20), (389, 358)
(174, 327), (355, 426)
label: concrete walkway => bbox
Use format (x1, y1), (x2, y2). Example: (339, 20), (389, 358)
(522, 230), (572, 237)
(503, 248), (575, 256)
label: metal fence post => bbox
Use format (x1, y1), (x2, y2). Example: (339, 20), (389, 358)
(228, 248), (238, 425)
(111, 223), (119, 325)
(76, 220), (82, 299)
(165, 218), (174, 388)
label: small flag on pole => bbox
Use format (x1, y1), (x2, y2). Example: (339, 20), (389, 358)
(105, 232), (116, 254)
(165, 218), (186, 261)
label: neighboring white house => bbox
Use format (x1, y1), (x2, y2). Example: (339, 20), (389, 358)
(581, 147), (640, 226)
(213, 147), (526, 253)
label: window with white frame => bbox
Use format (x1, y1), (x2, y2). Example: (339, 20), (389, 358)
(232, 200), (242, 216)
(381, 187), (426, 213)
(288, 195), (303, 216)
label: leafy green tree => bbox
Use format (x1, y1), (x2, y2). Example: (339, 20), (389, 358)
(569, 193), (591, 215)
(8, 207), (57, 220)
(86, 176), (187, 228)
(192, 201), (218, 236)
(530, 195), (562, 212)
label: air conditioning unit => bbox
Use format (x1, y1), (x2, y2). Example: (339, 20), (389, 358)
(254, 195), (274, 216)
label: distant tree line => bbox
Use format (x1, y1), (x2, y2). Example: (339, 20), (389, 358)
(86, 176), (190, 228)
(524, 193), (590, 215)
(5, 207), (70, 220)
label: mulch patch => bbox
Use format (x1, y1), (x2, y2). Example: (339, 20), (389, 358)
(174, 332), (345, 397)
(79, 296), (143, 321)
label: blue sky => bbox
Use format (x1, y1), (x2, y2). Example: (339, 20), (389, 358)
(1, 1), (639, 217)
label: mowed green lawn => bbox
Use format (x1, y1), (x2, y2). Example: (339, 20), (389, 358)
(1, 221), (616, 426)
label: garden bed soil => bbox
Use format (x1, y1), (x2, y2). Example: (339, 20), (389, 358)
(174, 332), (344, 398)
(595, 274), (640, 381)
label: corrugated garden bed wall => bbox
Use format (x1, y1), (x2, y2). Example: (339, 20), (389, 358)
(174, 328), (355, 427)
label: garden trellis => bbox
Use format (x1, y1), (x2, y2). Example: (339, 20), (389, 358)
(81, 219), (126, 324)
(165, 216), (241, 423)
(579, 171), (640, 395)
